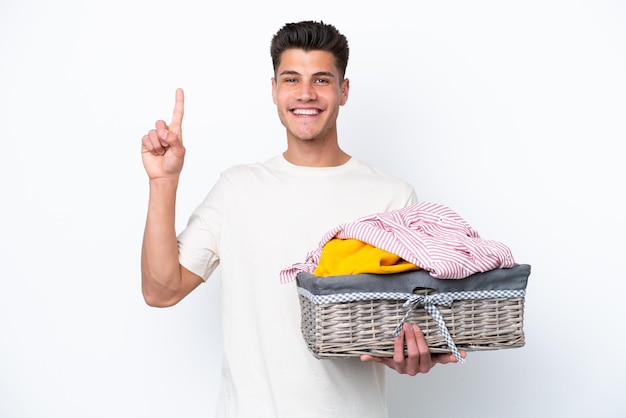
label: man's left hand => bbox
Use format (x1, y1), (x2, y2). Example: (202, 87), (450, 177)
(360, 323), (466, 375)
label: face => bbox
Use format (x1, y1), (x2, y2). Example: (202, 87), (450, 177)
(272, 49), (349, 144)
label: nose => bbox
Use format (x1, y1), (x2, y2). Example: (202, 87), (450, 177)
(297, 81), (317, 101)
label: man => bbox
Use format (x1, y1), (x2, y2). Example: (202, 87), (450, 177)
(141, 20), (462, 418)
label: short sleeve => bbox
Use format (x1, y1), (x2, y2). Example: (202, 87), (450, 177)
(177, 175), (225, 281)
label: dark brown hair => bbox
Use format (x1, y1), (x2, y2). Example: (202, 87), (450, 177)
(270, 21), (350, 80)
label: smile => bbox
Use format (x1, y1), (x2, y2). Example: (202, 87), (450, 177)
(292, 108), (320, 116)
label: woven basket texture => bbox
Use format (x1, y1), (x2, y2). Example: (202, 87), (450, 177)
(299, 290), (525, 358)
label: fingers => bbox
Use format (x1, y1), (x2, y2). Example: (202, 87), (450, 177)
(143, 86), (184, 156)
(360, 354), (380, 363)
(432, 350), (467, 365)
(159, 88), (184, 150)
(141, 88), (187, 175)
(361, 324), (465, 375)
(169, 88), (185, 134)
(142, 130), (164, 156)
(394, 324), (436, 375)
(360, 354), (394, 370)
(412, 325), (433, 374)
(400, 324), (431, 376)
(141, 120), (169, 156)
(155, 120), (170, 146)
(393, 324), (408, 365)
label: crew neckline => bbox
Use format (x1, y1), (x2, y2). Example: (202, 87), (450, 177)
(269, 154), (357, 174)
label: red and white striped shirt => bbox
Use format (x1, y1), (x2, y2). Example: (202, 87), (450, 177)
(280, 202), (515, 283)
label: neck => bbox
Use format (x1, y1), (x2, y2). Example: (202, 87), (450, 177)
(283, 141), (351, 167)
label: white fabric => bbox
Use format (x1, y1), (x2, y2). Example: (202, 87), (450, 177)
(177, 154), (417, 418)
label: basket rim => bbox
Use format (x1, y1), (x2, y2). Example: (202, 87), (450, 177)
(296, 263), (531, 296)
(297, 286), (525, 306)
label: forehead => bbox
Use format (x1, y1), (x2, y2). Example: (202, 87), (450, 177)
(276, 49), (339, 76)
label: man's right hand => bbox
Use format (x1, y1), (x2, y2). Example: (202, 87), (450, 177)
(141, 88), (186, 181)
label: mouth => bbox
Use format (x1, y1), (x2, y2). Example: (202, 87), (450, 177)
(291, 108), (321, 116)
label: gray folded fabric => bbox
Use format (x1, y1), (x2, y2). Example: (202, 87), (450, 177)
(296, 263), (531, 295)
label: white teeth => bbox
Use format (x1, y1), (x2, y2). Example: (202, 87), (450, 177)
(293, 109), (319, 115)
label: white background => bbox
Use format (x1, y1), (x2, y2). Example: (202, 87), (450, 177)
(1, 1), (625, 417)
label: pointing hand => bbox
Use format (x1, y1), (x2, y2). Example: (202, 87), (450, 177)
(141, 88), (186, 180)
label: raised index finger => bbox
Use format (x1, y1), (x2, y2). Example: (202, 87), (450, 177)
(169, 88), (185, 134)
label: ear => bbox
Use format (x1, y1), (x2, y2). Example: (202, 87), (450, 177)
(340, 78), (350, 106)
(271, 77), (278, 104)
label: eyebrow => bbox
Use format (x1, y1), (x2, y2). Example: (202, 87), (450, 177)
(278, 70), (336, 78)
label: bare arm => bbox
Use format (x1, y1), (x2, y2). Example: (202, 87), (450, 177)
(140, 88), (203, 307)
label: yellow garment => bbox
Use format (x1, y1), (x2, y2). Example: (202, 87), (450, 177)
(313, 238), (420, 277)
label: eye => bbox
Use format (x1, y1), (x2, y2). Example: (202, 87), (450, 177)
(315, 78), (330, 84)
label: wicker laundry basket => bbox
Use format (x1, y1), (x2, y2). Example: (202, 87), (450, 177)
(296, 264), (531, 362)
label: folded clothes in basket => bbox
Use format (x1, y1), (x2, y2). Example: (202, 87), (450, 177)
(280, 202), (516, 284)
(296, 264), (531, 362)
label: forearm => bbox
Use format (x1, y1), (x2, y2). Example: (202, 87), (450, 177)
(141, 178), (183, 304)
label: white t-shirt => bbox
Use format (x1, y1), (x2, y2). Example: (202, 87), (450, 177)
(178, 154), (417, 418)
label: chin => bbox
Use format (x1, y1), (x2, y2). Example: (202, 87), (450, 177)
(290, 131), (320, 142)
